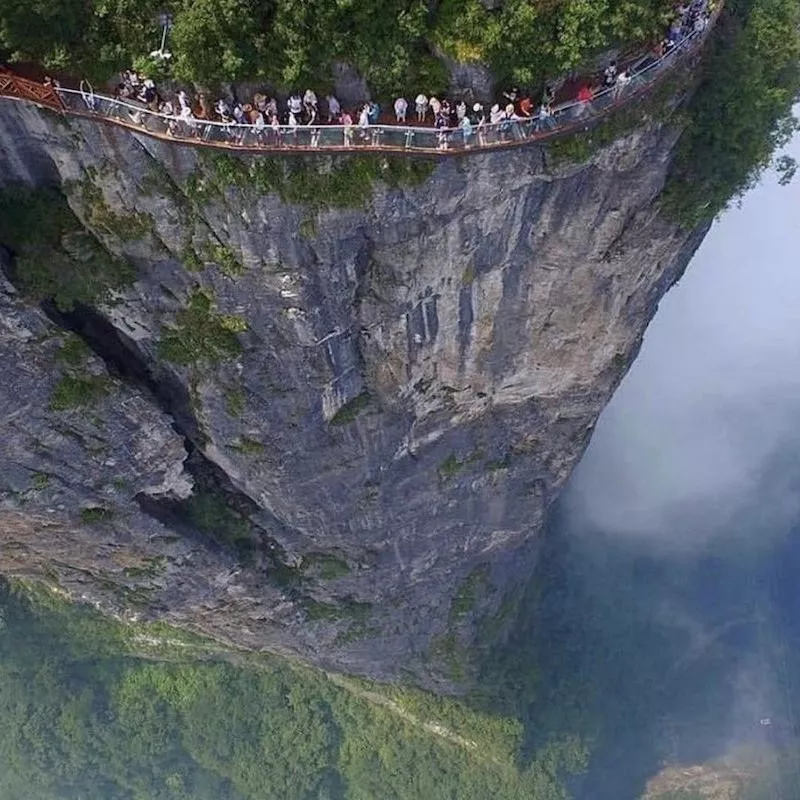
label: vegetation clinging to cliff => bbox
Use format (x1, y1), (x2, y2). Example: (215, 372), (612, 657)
(157, 288), (247, 366)
(663, 0), (800, 225)
(189, 152), (436, 212)
(0, 186), (135, 311)
(0, 0), (674, 94)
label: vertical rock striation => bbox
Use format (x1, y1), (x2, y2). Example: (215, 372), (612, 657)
(0, 99), (709, 686)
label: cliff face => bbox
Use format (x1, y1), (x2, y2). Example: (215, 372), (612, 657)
(0, 100), (708, 686)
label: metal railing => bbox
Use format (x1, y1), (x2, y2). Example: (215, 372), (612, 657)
(2, 14), (717, 157)
(0, 69), (64, 112)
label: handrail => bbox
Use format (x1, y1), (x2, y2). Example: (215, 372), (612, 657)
(0, 12), (718, 157)
(0, 70), (64, 112)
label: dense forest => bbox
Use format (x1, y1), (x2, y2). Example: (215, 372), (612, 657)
(0, 580), (586, 800)
(0, 0), (677, 93)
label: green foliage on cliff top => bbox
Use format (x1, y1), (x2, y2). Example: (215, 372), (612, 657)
(0, 0), (673, 95)
(0, 186), (136, 311)
(663, 0), (800, 225)
(0, 579), (585, 800)
(432, 0), (673, 86)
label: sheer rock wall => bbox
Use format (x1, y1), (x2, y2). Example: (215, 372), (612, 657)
(0, 99), (707, 686)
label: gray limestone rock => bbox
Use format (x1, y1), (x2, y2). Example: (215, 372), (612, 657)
(0, 97), (708, 688)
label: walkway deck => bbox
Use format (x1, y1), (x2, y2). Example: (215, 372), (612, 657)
(0, 17), (717, 158)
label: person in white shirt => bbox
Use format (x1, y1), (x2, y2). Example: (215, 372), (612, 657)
(614, 70), (631, 98)
(162, 101), (178, 135)
(288, 111), (299, 141)
(456, 100), (467, 121)
(473, 103), (486, 146)
(394, 96), (408, 123)
(415, 93), (428, 122)
(179, 104), (197, 137)
(429, 96), (441, 117)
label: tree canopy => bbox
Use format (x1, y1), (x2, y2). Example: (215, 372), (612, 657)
(0, 0), (675, 95)
(0, 580), (584, 800)
(663, 0), (800, 224)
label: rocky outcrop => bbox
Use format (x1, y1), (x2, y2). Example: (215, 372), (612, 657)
(0, 98), (708, 687)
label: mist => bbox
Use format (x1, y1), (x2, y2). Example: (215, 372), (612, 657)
(536, 124), (800, 798)
(566, 127), (800, 553)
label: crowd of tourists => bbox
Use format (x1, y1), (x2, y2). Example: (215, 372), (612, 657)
(58, 0), (712, 150)
(103, 69), (562, 150)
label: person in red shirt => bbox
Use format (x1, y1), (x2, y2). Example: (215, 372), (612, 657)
(577, 85), (593, 103)
(519, 95), (533, 116)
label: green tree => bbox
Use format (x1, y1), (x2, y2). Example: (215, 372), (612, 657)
(170, 0), (267, 84)
(664, 0), (800, 225)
